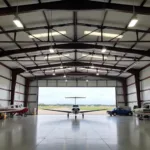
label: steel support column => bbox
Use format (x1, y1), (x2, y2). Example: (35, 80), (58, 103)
(134, 72), (141, 108)
(10, 71), (17, 105)
(122, 79), (128, 106)
(24, 79), (30, 107)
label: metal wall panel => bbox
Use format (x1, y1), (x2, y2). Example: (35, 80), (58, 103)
(97, 80), (107, 86)
(107, 80), (116, 86)
(141, 90), (150, 101)
(57, 80), (67, 87)
(140, 66), (150, 80)
(38, 80), (47, 87)
(128, 94), (137, 102)
(88, 80), (97, 87)
(127, 84), (136, 94)
(0, 90), (10, 100)
(0, 78), (11, 90)
(0, 65), (11, 79)
(140, 78), (150, 90)
(66, 80), (77, 87)
(127, 75), (135, 85)
(116, 87), (123, 95)
(116, 95), (125, 102)
(77, 80), (87, 87)
(29, 87), (38, 94)
(48, 80), (57, 87)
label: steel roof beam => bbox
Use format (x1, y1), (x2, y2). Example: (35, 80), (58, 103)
(28, 71), (124, 81)
(0, 0), (150, 16)
(14, 62), (136, 74)
(0, 43), (149, 57)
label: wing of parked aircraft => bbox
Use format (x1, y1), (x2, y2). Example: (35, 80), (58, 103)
(43, 109), (72, 113)
(79, 109), (106, 113)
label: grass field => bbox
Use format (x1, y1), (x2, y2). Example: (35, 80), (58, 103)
(38, 105), (114, 111)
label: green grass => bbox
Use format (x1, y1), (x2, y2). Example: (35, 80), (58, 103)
(38, 105), (114, 111)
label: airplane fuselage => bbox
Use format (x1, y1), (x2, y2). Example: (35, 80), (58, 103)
(72, 105), (80, 114)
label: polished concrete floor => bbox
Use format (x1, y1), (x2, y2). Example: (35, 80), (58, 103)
(0, 115), (150, 150)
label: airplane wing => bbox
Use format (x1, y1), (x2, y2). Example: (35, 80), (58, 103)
(43, 109), (72, 113)
(0, 109), (21, 113)
(79, 109), (106, 113)
(65, 97), (86, 98)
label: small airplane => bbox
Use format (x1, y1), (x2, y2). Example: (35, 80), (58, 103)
(0, 104), (28, 118)
(43, 97), (106, 119)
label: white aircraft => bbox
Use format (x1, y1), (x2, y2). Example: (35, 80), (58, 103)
(0, 104), (28, 117)
(43, 97), (106, 119)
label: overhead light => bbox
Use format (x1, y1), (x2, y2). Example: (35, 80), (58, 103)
(65, 79), (68, 82)
(84, 31), (123, 39)
(86, 79), (88, 82)
(13, 17), (23, 28)
(49, 48), (55, 53)
(29, 31), (67, 38)
(82, 54), (108, 60)
(63, 75), (66, 78)
(90, 64), (95, 69)
(96, 72), (100, 76)
(60, 65), (63, 69)
(44, 54), (70, 60)
(128, 16), (138, 28)
(102, 47), (107, 53)
(52, 72), (55, 76)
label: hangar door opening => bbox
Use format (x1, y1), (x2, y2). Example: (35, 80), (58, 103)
(38, 87), (116, 115)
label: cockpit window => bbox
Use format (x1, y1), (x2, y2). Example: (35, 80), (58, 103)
(73, 105), (79, 107)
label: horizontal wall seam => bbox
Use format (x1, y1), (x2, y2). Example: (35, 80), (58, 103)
(141, 88), (150, 92)
(127, 92), (136, 95)
(0, 99), (10, 101)
(0, 87), (10, 91)
(15, 91), (25, 95)
(127, 82), (135, 86)
(140, 76), (150, 82)
(0, 75), (11, 81)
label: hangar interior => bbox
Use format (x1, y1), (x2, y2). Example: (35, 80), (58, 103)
(0, 0), (150, 150)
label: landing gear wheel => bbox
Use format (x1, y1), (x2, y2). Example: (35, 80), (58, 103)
(75, 116), (77, 119)
(67, 113), (69, 118)
(82, 113), (84, 119)
(113, 113), (117, 116)
(128, 112), (132, 116)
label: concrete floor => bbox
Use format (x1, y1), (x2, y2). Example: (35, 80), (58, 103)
(0, 115), (150, 150)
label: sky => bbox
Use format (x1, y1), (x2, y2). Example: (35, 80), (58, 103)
(38, 87), (116, 105)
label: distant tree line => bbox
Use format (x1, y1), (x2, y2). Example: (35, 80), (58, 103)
(38, 103), (115, 106)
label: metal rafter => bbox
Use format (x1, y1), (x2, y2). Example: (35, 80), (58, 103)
(0, 0), (150, 15)
(14, 62), (136, 74)
(0, 43), (149, 57)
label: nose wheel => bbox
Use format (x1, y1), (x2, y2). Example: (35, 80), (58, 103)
(82, 113), (84, 119)
(67, 113), (69, 118)
(75, 116), (77, 119)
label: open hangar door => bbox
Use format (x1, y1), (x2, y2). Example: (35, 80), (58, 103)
(38, 87), (116, 115)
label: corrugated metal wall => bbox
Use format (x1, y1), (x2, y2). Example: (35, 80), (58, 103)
(127, 65), (150, 109)
(0, 64), (25, 107)
(28, 79), (125, 114)
(0, 64), (11, 107)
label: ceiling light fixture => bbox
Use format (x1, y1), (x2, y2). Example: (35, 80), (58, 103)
(13, 17), (24, 28)
(65, 79), (68, 82)
(101, 47), (107, 53)
(44, 54), (70, 60)
(63, 75), (66, 78)
(60, 65), (63, 69)
(49, 48), (55, 53)
(84, 31), (123, 39)
(82, 54), (108, 60)
(90, 64), (95, 69)
(86, 79), (88, 82)
(28, 31), (66, 39)
(128, 16), (138, 28)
